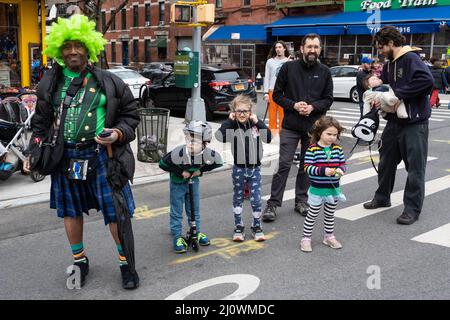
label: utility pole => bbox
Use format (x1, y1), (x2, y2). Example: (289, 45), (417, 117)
(185, 2), (205, 122)
(171, 0), (213, 122)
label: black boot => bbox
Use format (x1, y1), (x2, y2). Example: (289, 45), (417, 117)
(120, 265), (140, 290)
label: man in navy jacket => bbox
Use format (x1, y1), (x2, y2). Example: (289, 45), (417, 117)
(363, 26), (434, 225)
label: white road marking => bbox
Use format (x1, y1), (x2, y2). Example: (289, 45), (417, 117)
(335, 175), (450, 221)
(165, 274), (260, 300)
(412, 223), (450, 248)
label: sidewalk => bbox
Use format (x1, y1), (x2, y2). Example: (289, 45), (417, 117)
(0, 117), (280, 209)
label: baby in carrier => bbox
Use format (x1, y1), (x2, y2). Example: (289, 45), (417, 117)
(362, 74), (408, 119)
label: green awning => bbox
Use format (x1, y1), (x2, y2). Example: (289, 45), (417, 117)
(149, 38), (167, 48)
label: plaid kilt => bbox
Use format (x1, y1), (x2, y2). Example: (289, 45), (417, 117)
(50, 144), (135, 225)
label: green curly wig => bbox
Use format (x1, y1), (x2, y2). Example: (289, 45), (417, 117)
(44, 14), (107, 66)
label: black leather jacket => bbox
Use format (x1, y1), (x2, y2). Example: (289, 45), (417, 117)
(32, 64), (140, 181)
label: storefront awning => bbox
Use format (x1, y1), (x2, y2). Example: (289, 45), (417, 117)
(268, 6), (450, 36)
(347, 22), (445, 35)
(205, 24), (268, 42)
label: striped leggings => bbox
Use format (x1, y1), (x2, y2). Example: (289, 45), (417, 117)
(302, 202), (337, 238)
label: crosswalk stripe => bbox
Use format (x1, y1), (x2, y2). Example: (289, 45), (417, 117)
(334, 174), (450, 221)
(411, 223), (450, 248)
(262, 157), (437, 202)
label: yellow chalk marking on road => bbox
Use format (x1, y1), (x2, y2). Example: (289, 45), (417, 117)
(432, 140), (450, 144)
(354, 155), (379, 165)
(171, 231), (280, 265)
(134, 205), (170, 220)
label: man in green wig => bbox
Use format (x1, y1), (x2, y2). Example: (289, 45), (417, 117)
(24, 14), (140, 290)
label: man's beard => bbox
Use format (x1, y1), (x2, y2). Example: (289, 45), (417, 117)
(303, 53), (318, 66)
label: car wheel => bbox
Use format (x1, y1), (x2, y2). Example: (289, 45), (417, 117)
(350, 87), (359, 103)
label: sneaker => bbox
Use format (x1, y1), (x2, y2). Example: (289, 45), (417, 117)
(294, 202), (309, 217)
(173, 237), (188, 253)
(251, 225), (266, 241)
(323, 235), (342, 249)
(233, 225), (245, 242)
(120, 265), (140, 290)
(198, 233), (210, 246)
(262, 203), (277, 222)
(300, 238), (312, 252)
(70, 256), (89, 287)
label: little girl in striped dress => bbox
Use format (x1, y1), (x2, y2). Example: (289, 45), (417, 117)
(300, 116), (346, 252)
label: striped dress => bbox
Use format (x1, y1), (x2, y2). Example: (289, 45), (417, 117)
(304, 143), (346, 198)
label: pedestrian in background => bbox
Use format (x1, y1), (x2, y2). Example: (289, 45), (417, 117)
(263, 41), (290, 136)
(261, 33), (333, 222)
(429, 57), (449, 108)
(356, 57), (373, 117)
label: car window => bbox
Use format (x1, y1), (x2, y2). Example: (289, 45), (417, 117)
(339, 67), (358, 77)
(113, 71), (141, 79)
(164, 74), (175, 86)
(213, 70), (248, 81)
(330, 68), (340, 77)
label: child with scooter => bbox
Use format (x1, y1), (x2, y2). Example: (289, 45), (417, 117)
(159, 120), (223, 253)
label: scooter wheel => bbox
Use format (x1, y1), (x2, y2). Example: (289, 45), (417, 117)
(30, 170), (45, 182)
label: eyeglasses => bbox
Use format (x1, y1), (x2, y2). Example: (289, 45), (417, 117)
(234, 109), (251, 115)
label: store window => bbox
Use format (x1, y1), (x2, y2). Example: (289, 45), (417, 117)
(341, 35), (356, 46)
(356, 35), (373, 46)
(0, 3), (20, 87)
(434, 28), (450, 45)
(412, 33), (432, 46)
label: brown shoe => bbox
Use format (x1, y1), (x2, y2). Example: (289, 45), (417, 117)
(363, 199), (391, 209)
(396, 212), (419, 225)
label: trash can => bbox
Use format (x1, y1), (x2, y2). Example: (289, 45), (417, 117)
(136, 108), (170, 163)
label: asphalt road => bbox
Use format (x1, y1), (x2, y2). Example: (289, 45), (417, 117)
(1, 100), (450, 301)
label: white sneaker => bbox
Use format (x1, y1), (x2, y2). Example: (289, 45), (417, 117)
(232, 225), (245, 242)
(323, 235), (342, 249)
(300, 238), (312, 252)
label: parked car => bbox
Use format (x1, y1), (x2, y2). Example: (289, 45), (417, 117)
(140, 62), (173, 82)
(141, 64), (257, 120)
(330, 65), (359, 103)
(106, 68), (151, 99)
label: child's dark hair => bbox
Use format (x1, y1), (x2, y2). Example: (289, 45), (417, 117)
(372, 26), (406, 48)
(310, 116), (344, 144)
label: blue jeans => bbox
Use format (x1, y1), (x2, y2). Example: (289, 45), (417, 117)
(170, 178), (201, 239)
(232, 166), (262, 214)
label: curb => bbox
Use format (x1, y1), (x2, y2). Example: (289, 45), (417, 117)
(0, 151), (280, 210)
